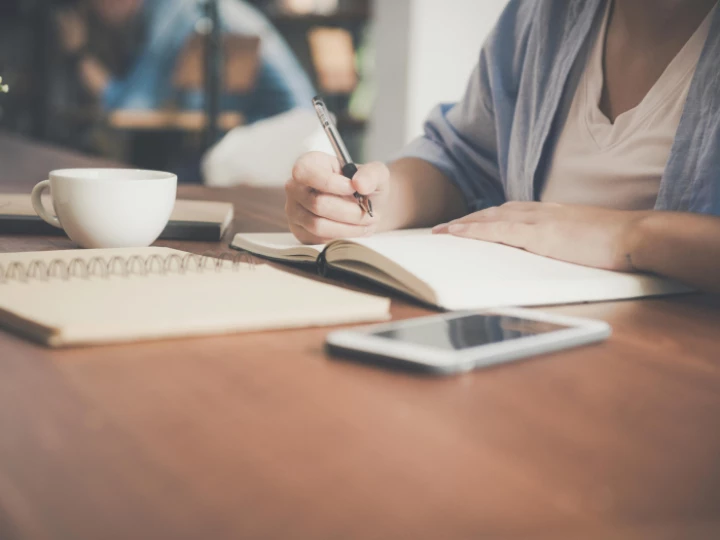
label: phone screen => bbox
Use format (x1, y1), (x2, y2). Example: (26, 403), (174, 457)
(372, 314), (570, 351)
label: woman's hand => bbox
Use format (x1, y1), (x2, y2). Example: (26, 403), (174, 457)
(286, 152), (390, 244)
(433, 202), (652, 271)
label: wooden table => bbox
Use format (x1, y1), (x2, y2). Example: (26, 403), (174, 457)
(1, 132), (719, 539)
(108, 110), (244, 132)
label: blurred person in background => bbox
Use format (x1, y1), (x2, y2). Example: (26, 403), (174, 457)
(55, 0), (315, 124)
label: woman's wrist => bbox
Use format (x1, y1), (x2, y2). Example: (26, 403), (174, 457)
(619, 211), (720, 292)
(380, 161), (416, 232)
(384, 158), (465, 232)
(624, 213), (655, 272)
(625, 212), (681, 274)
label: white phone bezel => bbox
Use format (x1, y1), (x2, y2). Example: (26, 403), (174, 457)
(326, 307), (611, 374)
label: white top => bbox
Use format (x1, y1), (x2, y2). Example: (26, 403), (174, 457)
(541, 3), (716, 210)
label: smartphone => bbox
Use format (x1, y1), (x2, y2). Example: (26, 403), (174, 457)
(325, 308), (611, 375)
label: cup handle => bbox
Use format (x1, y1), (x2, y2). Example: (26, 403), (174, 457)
(31, 180), (62, 229)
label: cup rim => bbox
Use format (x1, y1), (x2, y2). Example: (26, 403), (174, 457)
(49, 168), (177, 182)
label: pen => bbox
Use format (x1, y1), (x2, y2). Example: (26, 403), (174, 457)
(312, 96), (373, 217)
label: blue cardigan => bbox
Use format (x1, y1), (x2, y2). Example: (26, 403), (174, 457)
(400, 0), (720, 215)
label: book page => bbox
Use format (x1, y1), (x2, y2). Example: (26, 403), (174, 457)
(234, 232), (323, 251)
(171, 200), (233, 225)
(0, 193), (48, 216)
(231, 229), (430, 262)
(344, 232), (691, 310)
(231, 232), (323, 262)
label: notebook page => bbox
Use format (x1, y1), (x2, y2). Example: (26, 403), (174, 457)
(234, 232), (323, 252)
(0, 248), (390, 346)
(231, 232), (324, 262)
(232, 229), (430, 261)
(348, 233), (690, 309)
(0, 193), (41, 216)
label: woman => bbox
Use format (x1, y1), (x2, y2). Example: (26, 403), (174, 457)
(285, 0), (720, 292)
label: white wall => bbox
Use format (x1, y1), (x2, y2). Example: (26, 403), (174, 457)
(367, 0), (509, 162)
(365, 0), (413, 163)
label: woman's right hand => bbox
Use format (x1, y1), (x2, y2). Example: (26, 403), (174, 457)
(285, 152), (390, 244)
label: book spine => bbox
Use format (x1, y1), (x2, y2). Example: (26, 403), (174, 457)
(317, 249), (329, 277)
(0, 217), (222, 241)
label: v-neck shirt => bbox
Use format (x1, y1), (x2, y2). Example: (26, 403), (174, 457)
(541, 2), (716, 210)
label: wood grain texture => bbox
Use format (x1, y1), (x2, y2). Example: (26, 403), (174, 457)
(0, 132), (719, 539)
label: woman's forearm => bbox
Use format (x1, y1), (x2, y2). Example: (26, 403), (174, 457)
(382, 158), (466, 232)
(630, 212), (720, 292)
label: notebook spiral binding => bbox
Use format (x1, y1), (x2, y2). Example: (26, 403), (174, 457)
(0, 251), (255, 285)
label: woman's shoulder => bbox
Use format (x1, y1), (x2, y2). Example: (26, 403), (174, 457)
(482, 0), (602, 86)
(488, 0), (601, 51)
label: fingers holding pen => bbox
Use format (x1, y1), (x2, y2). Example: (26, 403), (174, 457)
(286, 181), (374, 226)
(291, 152), (356, 196)
(288, 202), (373, 242)
(351, 162), (390, 196)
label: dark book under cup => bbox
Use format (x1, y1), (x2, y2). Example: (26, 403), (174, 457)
(0, 194), (234, 242)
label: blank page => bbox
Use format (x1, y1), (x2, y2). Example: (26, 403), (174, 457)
(232, 229), (429, 261)
(348, 233), (691, 309)
(234, 232), (323, 252)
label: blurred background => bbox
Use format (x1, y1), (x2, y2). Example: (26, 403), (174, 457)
(0, 0), (506, 185)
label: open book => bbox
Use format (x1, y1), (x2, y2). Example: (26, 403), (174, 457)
(0, 248), (389, 347)
(231, 229), (691, 310)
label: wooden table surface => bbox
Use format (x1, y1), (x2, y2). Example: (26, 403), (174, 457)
(1, 132), (719, 539)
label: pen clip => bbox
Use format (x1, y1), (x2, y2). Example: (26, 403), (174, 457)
(313, 97), (353, 167)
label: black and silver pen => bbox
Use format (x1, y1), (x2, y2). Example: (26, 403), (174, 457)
(312, 96), (373, 217)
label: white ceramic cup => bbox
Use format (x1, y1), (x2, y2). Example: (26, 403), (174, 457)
(31, 168), (177, 249)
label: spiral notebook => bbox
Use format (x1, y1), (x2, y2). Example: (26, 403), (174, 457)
(231, 230), (692, 310)
(0, 194), (234, 241)
(0, 248), (390, 348)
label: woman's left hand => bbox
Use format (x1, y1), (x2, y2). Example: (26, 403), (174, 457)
(432, 202), (652, 271)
